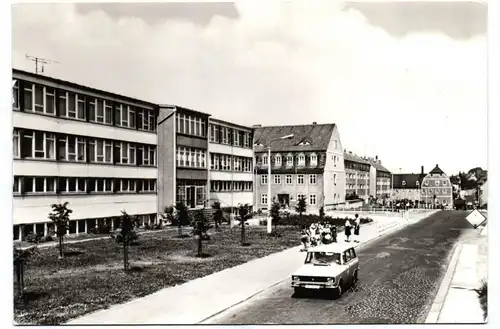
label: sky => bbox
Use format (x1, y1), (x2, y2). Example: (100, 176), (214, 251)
(11, 1), (487, 175)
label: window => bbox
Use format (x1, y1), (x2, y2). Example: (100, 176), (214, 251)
(22, 83), (55, 115)
(233, 130), (240, 146)
(310, 154), (317, 166)
(13, 176), (20, 193)
(261, 193), (268, 204)
(262, 155), (268, 165)
(21, 130), (55, 159)
(210, 153), (219, 170)
(443, 180), (447, 185)
(139, 109), (156, 132)
(297, 194), (306, 202)
(309, 174), (317, 185)
(309, 194), (317, 205)
(89, 139), (113, 163)
(261, 175), (268, 185)
(275, 155), (282, 166)
(140, 179), (156, 192)
(59, 177), (86, 193)
(23, 176), (56, 193)
(13, 129), (20, 158)
(333, 140), (338, 149)
(76, 94), (86, 119)
(273, 175), (281, 184)
(297, 174), (304, 185)
(286, 174), (292, 185)
(13, 79), (19, 109)
(333, 155), (337, 167)
(286, 155), (293, 166)
(334, 174), (337, 186)
(120, 179), (136, 192)
(88, 178), (113, 193)
(209, 124), (216, 142)
(298, 154), (305, 166)
(243, 132), (251, 148)
(58, 135), (86, 162)
(114, 142), (136, 165)
(176, 147), (206, 168)
(139, 145), (156, 166)
(243, 158), (252, 172)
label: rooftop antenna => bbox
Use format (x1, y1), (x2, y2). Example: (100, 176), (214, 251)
(25, 54), (59, 74)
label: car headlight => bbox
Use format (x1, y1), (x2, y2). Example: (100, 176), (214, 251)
(327, 277), (335, 283)
(292, 276), (300, 281)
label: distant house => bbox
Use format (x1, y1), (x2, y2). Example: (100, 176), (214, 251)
(421, 164), (453, 209)
(392, 167), (426, 202)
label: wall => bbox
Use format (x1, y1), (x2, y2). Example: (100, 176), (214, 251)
(324, 125), (345, 205)
(13, 193), (156, 225)
(157, 106), (176, 212)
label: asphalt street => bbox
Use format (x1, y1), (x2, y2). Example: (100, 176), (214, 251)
(206, 211), (473, 324)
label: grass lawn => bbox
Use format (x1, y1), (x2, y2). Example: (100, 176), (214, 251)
(14, 225), (300, 325)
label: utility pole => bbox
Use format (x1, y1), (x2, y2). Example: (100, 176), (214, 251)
(25, 54), (59, 74)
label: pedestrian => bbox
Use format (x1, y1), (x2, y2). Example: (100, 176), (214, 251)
(344, 218), (352, 242)
(300, 227), (310, 250)
(354, 213), (361, 243)
(330, 225), (337, 243)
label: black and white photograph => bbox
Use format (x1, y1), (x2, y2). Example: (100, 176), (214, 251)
(7, 0), (490, 326)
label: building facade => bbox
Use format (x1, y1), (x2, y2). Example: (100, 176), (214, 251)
(253, 123), (345, 212)
(12, 69), (158, 240)
(344, 151), (371, 200)
(370, 157), (392, 198)
(420, 165), (453, 208)
(157, 106), (210, 212)
(207, 118), (254, 210)
(392, 172), (426, 202)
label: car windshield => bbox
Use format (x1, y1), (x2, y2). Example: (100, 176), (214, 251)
(306, 252), (341, 265)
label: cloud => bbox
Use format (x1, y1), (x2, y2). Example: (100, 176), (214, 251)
(11, 1), (487, 174)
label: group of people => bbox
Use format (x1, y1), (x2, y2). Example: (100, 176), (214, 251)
(300, 214), (362, 250)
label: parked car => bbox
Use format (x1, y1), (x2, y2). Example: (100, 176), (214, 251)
(291, 244), (359, 298)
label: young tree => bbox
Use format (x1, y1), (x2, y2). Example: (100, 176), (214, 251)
(13, 246), (38, 298)
(175, 201), (189, 237)
(296, 196), (307, 228)
(191, 209), (211, 257)
(238, 203), (252, 245)
(48, 202), (72, 259)
(111, 211), (138, 271)
(212, 201), (224, 230)
(270, 202), (281, 230)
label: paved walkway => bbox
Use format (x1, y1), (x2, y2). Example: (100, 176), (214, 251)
(427, 224), (487, 324)
(68, 211), (436, 325)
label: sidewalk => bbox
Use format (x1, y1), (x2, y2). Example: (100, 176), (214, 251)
(426, 225), (487, 323)
(68, 211), (435, 325)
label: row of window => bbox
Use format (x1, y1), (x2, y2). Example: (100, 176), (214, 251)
(210, 181), (253, 192)
(260, 193), (318, 206)
(422, 180), (449, 186)
(13, 129), (156, 166)
(261, 153), (318, 167)
(345, 161), (370, 172)
(176, 147), (207, 168)
(210, 153), (253, 172)
(422, 188), (450, 195)
(346, 173), (369, 180)
(346, 184), (369, 190)
(13, 176), (157, 194)
(209, 124), (252, 148)
(13, 80), (156, 132)
(176, 113), (207, 137)
(261, 174), (325, 186)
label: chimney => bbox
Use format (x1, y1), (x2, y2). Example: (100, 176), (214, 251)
(421, 166), (424, 174)
(375, 155), (378, 160)
(252, 124), (262, 128)
(312, 122), (317, 125)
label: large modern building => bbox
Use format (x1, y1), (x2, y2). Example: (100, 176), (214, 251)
(370, 157), (392, 198)
(207, 118), (254, 210)
(253, 123), (345, 212)
(12, 69), (159, 240)
(157, 107), (255, 212)
(420, 164), (453, 208)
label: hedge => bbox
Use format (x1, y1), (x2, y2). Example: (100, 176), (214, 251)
(260, 214), (373, 228)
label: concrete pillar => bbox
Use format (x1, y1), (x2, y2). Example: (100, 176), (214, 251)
(33, 224), (37, 235)
(84, 220), (88, 234)
(110, 218), (114, 231)
(44, 223), (48, 236)
(18, 225), (22, 241)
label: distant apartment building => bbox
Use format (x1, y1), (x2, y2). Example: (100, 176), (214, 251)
(253, 123), (345, 211)
(343, 151), (371, 200)
(370, 157), (392, 198)
(12, 69), (158, 241)
(420, 165), (453, 208)
(207, 118), (254, 210)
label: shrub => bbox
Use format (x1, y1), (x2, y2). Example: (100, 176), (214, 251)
(25, 232), (43, 244)
(39, 235), (53, 243)
(259, 219), (267, 226)
(89, 225), (112, 235)
(476, 280), (487, 320)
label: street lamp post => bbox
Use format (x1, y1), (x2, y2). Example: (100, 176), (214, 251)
(265, 134), (294, 234)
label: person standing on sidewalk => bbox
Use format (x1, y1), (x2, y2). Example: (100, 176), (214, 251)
(344, 218), (352, 242)
(330, 225), (338, 243)
(353, 214), (361, 243)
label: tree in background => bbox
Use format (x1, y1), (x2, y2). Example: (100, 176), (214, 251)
(111, 211), (139, 271)
(13, 246), (38, 298)
(162, 205), (174, 226)
(48, 202), (72, 259)
(212, 201), (224, 230)
(296, 196), (307, 228)
(237, 203), (252, 245)
(270, 202), (281, 230)
(191, 209), (211, 257)
(175, 201), (189, 237)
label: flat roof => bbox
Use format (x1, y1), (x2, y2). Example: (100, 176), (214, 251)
(209, 117), (254, 131)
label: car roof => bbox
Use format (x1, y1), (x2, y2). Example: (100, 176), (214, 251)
(307, 243), (354, 253)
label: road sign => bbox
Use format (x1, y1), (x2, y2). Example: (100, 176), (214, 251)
(465, 209), (487, 228)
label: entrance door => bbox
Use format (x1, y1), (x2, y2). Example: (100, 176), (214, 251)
(195, 186), (205, 208)
(186, 186), (196, 209)
(277, 194), (290, 208)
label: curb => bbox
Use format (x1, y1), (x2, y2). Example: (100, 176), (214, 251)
(425, 243), (463, 323)
(199, 219), (408, 324)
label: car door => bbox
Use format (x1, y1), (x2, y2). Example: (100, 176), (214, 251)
(341, 250), (351, 282)
(350, 248), (359, 272)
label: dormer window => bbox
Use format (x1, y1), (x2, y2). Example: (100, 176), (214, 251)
(254, 142), (264, 147)
(275, 154), (282, 166)
(262, 155), (268, 165)
(424, 180), (429, 186)
(310, 154), (317, 166)
(402, 180), (406, 186)
(435, 180), (440, 186)
(286, 154), (293, 166)
(299, 141), (311, 146)
(297, 154), (305, 166)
